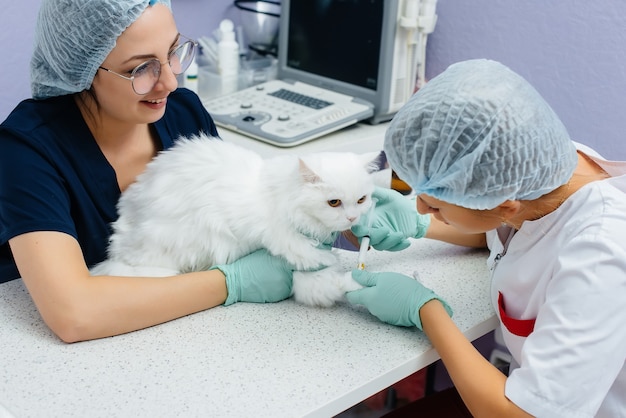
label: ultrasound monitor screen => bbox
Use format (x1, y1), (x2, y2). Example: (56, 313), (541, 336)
(286, 0), (384, 91)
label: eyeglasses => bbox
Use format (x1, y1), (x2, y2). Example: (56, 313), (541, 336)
(98, 37), (198, 95)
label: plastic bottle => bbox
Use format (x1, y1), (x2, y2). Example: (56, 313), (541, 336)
(218, 19), (240, 94)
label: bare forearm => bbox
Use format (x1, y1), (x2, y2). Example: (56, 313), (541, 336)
(343, 215), (486, 249)
(38, 270), (228, 343)
(420, 300), (531, 418)
(74, 271), (226, 341)
(12, 232), (229, 342)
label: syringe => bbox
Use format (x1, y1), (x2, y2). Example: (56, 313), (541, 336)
(357, 197), (378, 270)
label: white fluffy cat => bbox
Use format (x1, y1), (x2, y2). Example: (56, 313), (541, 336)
(90, 134), (382, 307)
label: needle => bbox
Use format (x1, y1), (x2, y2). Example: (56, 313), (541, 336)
(357, 197), (378, 270)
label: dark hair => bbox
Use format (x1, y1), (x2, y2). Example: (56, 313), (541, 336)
(75, 87), (101, 126)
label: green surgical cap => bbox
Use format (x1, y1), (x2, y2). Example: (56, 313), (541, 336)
(384, 59), (578, 210)
(31, 0), (172, 99)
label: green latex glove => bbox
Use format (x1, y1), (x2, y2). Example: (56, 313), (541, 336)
(212, 249), (295, 306)
(351, 187), (431, 251)
(346, 269), (452, 329)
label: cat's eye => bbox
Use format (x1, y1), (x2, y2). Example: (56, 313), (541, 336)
(328, 199), (341, 207)
(357, 195), (367, 204)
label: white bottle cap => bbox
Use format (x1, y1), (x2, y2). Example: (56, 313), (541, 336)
(219, 19), (236, 42)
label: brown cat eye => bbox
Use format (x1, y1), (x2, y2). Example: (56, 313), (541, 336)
(327, 200), (341, 207)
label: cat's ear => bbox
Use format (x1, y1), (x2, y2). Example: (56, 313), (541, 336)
(298, 158), (322, 183)
(362, 150), (388, 174)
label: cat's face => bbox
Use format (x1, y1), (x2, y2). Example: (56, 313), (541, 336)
(293, 152), (379, 233)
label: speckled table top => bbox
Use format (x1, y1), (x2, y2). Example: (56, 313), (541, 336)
(0, 239), (496, 418)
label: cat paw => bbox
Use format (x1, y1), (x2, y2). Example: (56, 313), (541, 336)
(292, 268), (354, 308)
(340, 271), (363, 292)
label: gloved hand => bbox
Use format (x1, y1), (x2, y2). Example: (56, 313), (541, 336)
(345, 269), (452, 329)
(351, 187), (431, 251)
(211, 249), (295, 306)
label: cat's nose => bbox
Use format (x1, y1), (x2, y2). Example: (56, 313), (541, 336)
(347, 216), (357, 223)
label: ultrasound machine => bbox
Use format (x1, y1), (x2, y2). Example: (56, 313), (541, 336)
(203, 0), (438, 147)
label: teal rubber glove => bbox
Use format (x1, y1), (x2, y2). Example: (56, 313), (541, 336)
(351, 187), (431, 251)
(345, 269), (452, 329)
(212, 249), (295, 306)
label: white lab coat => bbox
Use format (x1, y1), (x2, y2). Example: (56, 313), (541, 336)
(486, 144), (626, 418)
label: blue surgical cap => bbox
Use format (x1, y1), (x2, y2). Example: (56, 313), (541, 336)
(384, 59), (578, 210)
(31, 0), (172, 99)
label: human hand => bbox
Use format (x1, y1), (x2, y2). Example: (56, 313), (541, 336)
(351, 187), (431, 251)
(345, 269), (452, 329)
(212, 249), (295, 306)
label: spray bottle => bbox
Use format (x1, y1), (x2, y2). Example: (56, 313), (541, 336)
(218, 19), (240, 94)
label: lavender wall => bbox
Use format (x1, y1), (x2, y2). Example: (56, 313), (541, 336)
(2, 0), (625, 157)
(0, 0), (240, 123)
(427, 1), (626, 158)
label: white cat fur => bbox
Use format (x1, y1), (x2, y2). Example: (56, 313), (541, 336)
(90, 134), (379, 307)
